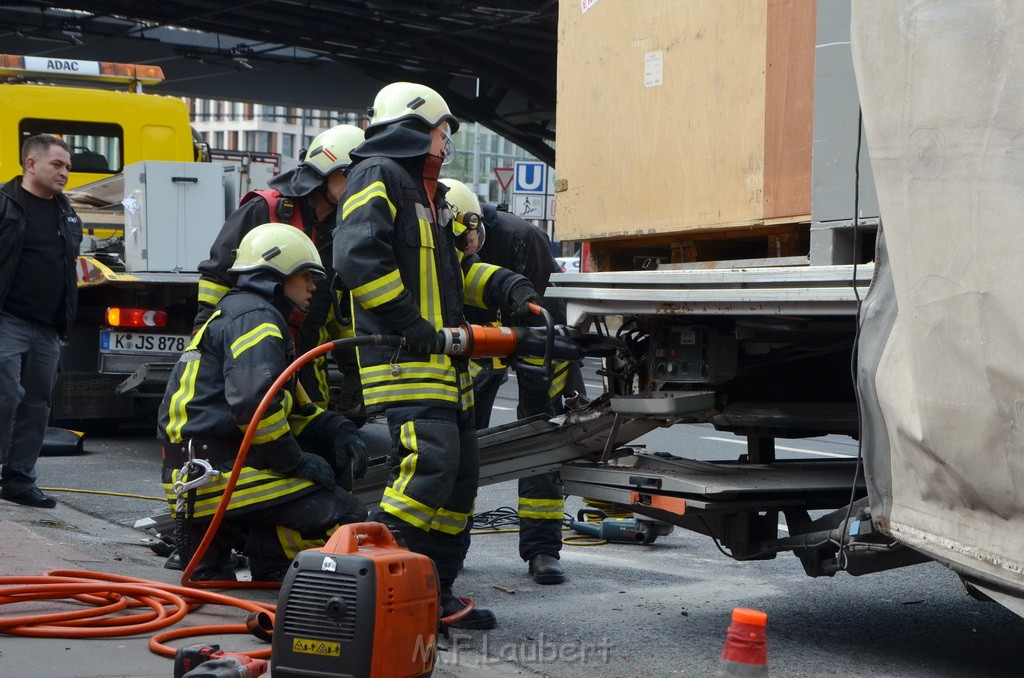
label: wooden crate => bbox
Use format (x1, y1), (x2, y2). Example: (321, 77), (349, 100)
(556, 0), (815, 249)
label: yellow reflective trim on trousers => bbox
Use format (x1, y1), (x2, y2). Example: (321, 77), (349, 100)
(198, 279), (229, 307)
(342, 180), (397, 220)
(165, 357), (201, 443)
(518, 497), (564, 520)
(381, 486), (434, 530)
(549, 360), (569, 400)
(163, 469), (314, 518)
(352, 268), (405, 310)
(464, 262), (498, 308)
(431, 507), (470, 535)
(396, 421), (418, 495)
(276, 524), (326, 560)
(230, 322), (283, 359)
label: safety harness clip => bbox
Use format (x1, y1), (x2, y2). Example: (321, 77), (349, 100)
(172, 458), (221, 496)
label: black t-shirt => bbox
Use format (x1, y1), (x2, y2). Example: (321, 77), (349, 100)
(3, 190), (67, 327)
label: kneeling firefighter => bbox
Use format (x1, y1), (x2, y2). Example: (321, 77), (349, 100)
(158, 223), (367, 581)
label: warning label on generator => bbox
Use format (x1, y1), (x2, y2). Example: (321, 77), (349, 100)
(292, 637), (342, 657)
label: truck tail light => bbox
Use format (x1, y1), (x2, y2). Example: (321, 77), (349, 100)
(106, 307), (168, 328)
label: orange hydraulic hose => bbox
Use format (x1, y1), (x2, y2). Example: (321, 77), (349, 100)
(0, 569), (274, 658)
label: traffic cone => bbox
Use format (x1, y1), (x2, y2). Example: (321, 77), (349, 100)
(718, 607), (769, 676)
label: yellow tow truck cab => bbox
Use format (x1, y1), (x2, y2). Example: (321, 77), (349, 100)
(0, 54), (196, 188)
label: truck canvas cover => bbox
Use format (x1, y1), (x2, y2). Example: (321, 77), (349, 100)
(852, 0), (1024, 610)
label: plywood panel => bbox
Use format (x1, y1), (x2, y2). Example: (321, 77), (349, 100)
(763, 0), (816, 219)
(557, 0), (769, 241)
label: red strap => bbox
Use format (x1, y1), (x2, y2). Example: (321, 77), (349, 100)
(241, 188), (305, 231)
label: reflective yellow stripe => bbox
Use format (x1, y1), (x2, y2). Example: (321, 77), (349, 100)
(276, 524), (328, 560)
(342, 180), (397, 220)
(198, 279), (230, 307)
(549, 360), (569, 400)
(381, 486), (434, 530)
(363, 383), (460, 407)
(432, 506), (470, 535)
(240, 404), (291, 444)
(464, 262), (498, 308)
(165, 357), (201, 442)
(362, 361), (456, 384)
(230, 322), (283, 359)
(519, 497), (564, 520)
(352, 269), (405, 309)
(395, 421), (418, 495)
(163, 468), (314, 519)
(458, 368), (475, 411)
(415, 213), (443, 326)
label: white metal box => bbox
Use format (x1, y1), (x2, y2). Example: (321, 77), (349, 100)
(122, 161), (225, 272)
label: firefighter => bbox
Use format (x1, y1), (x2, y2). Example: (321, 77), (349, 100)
(333, 82), (541, 630)
(158, 223), (367, 582)
(195, 124), (366, 437)
(442, 178), (571, 585)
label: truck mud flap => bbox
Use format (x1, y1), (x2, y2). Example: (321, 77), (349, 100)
(135, 394), (660, 534)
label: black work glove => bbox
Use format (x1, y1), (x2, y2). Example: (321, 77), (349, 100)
(507, 282), (542, 321)
(334, 427), (368, 480)
(402, 318), (441, 355)
(293, 452), (335, 491)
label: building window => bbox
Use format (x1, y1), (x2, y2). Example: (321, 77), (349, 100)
(282, 134), (295, 159)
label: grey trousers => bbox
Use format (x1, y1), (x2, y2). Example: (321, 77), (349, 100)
(0, 312), (60, 494)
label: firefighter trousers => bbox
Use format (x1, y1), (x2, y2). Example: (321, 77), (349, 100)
(370, 405), (479, 589)
(188, 486), (366, 580)
(515, 366), (565, 561)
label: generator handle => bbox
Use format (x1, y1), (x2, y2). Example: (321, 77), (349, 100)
(322, 521), (401, 555)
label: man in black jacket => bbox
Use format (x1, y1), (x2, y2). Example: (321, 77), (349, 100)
(0, 135), (82, 509)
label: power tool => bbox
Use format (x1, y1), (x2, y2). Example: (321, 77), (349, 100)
(271, 522), (439, 678)
(174, 643), (267, 678)
(569, 508), (674, 544)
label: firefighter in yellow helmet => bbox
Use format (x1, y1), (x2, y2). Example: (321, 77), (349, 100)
(443, 178), (572, 586)
(333, 82), (542, 629)
(195, 124), (366, 427)
(159, 223), (367, 581)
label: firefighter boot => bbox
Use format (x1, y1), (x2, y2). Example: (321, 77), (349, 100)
(529, 554), (565, 585)
(440, 588), (497, 630)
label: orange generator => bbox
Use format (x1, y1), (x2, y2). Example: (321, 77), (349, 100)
(271, 522), (438, 677)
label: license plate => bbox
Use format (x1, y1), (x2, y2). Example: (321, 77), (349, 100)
(99, 330), (190, 355)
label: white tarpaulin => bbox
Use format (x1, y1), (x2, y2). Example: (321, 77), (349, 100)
(852, 0), (1024, 605)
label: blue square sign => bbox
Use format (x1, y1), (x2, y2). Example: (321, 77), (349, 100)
(513, 161), (547, 194)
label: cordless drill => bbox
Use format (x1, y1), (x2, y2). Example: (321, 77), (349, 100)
(174, 643), (268, 678)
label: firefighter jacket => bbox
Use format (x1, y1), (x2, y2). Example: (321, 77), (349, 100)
(195, 166), (352, 406)
(334, 151), (527, 413)
(158, 277), (327, 518)
(0, 176), (82, 340)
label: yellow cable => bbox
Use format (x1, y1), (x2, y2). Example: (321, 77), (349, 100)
(40, 487), (165, 502)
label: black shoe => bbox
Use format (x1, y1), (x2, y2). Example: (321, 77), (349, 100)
(165, 550), (247, 572)
(1, 486), (56, 508)
(440, 591), (496, 630)
(528, 554), (565, 585)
